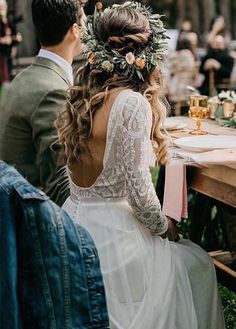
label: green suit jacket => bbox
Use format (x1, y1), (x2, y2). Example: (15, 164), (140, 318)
(0, 57), (70, 205)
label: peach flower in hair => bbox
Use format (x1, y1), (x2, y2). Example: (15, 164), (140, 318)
(125, 52), (135, 65)
(96, 2), (103, 10)
(135, 58), (145, 69)
(88, 52), (96, 64)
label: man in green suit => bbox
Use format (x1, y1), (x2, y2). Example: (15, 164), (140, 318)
(0, 0), (86, 205)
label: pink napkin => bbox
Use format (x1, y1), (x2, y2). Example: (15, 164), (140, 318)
(162, 161), (188, 222)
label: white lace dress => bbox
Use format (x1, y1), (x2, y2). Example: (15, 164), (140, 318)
(63, 90), (225, 329)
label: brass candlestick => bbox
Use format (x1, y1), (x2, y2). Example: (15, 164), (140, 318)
(188, 95), (209, 135)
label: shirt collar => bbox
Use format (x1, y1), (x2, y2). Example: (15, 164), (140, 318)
(38, 49), (73, 85)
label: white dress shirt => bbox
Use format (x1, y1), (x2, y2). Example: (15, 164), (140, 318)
(38, 49), (73, 85)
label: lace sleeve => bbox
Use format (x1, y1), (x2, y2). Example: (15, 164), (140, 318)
(120, 93), (168, 235)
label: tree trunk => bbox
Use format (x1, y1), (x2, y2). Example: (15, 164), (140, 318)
(187, 0), (199, 33)
(230, 0), (236, 39)
(198, 0), (215, 34)
(176, 0), (187, 29)
(219, 0), (231, 33)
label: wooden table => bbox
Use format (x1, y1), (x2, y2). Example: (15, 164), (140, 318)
(170, 117), (236, 208)
(170, 117), (236, 287)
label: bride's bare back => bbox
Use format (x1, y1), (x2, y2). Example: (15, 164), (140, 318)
(69, 89), (124, 188)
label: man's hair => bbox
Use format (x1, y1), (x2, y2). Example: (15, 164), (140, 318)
(31, 0), (80, 46)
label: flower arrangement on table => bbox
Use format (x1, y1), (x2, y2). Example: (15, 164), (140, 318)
(208, 90), (236, 128)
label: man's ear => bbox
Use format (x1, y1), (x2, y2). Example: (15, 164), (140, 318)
(68, 23), (80, 41)
(72, 23), (80, 39)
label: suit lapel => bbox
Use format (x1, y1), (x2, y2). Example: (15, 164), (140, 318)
(33, 57), (70, 85)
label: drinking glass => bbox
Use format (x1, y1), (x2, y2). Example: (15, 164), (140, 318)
(188, 95), (209, 135)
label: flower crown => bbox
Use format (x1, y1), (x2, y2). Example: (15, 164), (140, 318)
(82, 1), (168, 81)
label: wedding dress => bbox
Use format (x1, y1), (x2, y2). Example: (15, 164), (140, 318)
(63, 89), (225, 329)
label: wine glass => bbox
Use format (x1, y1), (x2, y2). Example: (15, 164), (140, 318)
(188, 95), (209, 135)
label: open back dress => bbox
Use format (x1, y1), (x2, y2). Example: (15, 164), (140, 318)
(63, 89), (225, 329)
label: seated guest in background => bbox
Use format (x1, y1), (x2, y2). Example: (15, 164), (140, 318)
(6, 10), (23, 80)
(0, 0), (86, 206)
(206, 16), (231, 49)
(167, 34), (197, 115)
(177, 20), (200, 60)
(199, 34), (234, 96)
(0, 0), (11, 88)
(180, 19), (193, 33)
(187, 31), (200, 60)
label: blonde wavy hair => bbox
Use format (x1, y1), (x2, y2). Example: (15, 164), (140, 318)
(56, 5), (169, 167)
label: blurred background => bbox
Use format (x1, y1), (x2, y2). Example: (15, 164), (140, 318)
(3, 0), (236, 99)
(6, 0), (236, 57)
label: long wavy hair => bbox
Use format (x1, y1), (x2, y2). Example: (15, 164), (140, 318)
(56, 5), (169, 167)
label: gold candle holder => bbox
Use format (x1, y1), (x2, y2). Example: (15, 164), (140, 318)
(208, 102), (218, 119)
(223, 102), (234, 118)
(188, 95), (209, 135)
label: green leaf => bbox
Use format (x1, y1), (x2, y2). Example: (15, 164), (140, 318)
(136, 70), (144, 81)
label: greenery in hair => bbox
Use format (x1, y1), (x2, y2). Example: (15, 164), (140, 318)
(82, 1), (168, 81)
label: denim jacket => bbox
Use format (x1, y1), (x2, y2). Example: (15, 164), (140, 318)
(0, 161), (109, 329)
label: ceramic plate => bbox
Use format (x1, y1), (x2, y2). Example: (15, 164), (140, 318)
(174, 135), (236, 152)
(163, 118), (187, 130)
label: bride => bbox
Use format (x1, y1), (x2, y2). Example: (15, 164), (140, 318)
(56, 2), (225, 328)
